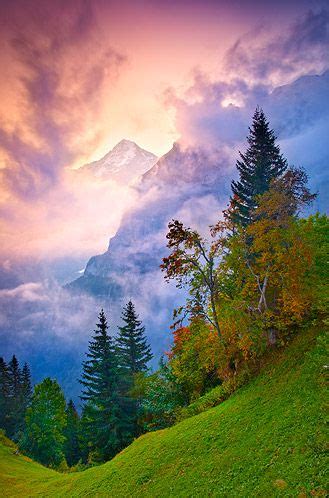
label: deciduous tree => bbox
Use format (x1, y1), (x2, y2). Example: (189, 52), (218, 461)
(161, 220), (222, 337)
(20, 378), (67, 468)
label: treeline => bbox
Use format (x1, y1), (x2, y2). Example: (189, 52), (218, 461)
(0, 301), (153, 469)
(0, 355), (32, 439)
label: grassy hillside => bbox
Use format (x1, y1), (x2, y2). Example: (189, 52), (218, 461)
(0, 326), (327, 497)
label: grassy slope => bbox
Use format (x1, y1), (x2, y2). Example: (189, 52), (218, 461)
(0, 326), (327, 497)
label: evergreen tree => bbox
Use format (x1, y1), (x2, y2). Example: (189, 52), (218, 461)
(63, 400), (81, 467)
(21, 362), (32, 410)
(15, 362), (32, 438)
(229, 107), (287, 226)
(0, 357), (32, 438)
(80, 310), (132, 462)
(0, 357), (10, 433)
(116, 301), (153, 374)
(116, 301), (153, 436)
(7, 355), (23, 438)
(8, 355), (21, 399)
(19, 378), (67, 467)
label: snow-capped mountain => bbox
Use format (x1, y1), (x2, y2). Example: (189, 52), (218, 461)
(79, 139), (158, 184)
(68, 142), (231, 311)
(67, 142), (230, 360)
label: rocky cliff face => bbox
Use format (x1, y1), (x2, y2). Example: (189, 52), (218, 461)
(67, 143), (232, 343)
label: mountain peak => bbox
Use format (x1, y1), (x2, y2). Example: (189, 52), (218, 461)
(115, 138), (138, 148)
(80, 139), (158, 184)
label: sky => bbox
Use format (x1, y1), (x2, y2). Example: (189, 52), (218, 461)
(0, 0), (328, 261)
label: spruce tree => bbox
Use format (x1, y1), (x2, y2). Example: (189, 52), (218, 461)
(21, 363), (32, 410)
(8, 355), (21, 399)
(0, 357), (10, 433)
(64, 400), (81, 467)
(7, 355), (22, 438)
(80, 309), (133, 462)
(116, 301), (153, 437)
(15, 362), (32, 438)
(229, 107), (287, 226)
(116, 301), (153, 374)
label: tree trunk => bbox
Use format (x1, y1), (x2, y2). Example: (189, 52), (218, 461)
(258, 275), (268, 312)
(267, 328), (277, 345)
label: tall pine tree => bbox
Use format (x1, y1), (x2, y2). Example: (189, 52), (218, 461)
(0, 357), (10, 433)
(116, 301), (153, 437)
(21, 363), (32, 411)
(7, 355), (23, 438)
(116, 301), (153, 374)
(0, 357), (32, 438)
(8, 355), (21, 398)
(80, 309), (133, 462)
(229, 107), (287, 226)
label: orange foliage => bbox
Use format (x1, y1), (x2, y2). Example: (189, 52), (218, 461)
(167, 327), (191, 358)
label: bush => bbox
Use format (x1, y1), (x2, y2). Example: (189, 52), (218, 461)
(174, 370), (250, 422)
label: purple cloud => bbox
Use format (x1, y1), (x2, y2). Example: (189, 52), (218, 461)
(0, 0), (125, 200)
(226, 9), (329, 83)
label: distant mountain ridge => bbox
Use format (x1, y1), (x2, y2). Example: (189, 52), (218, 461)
(69, 142), (230, 293)
(67, 142), (231, 358)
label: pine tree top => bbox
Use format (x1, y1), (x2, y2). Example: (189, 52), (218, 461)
(0, 357), (10, 396)
(9, 355), (19, 369)
(228, 107), (288, 226)
(116, 301), (153, 373)
(0, 357), (8, 370)
(80, 309), (118, 403)
(22, 362), (31, 377)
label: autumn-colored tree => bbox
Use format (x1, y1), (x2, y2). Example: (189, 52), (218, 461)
(247, 171), (314, 314)
(217, 170), (315, 347)
(161, 220), (222, 337)
(168, 320), (223, 399)
(161, 110), (320, 406)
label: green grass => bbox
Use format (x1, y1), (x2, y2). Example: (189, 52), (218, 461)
(0, 326), (327, 497)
